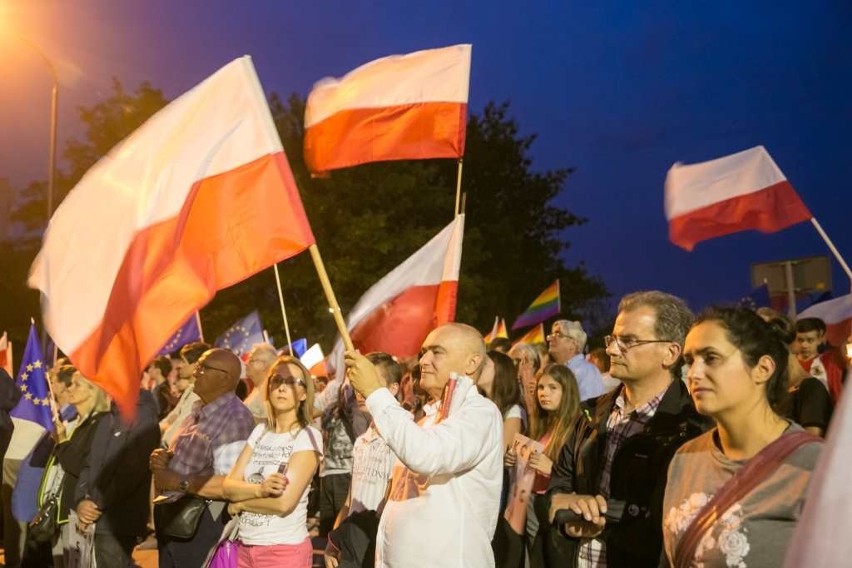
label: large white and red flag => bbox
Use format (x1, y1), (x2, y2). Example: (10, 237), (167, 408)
(784, 378), (852, 567)
(665, 145), (811, 251)
(331, 214), (465, 367)
(304, 44), (471, 173)
(28, 57), (315, 416)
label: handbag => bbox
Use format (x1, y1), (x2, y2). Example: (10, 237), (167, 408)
(28, 494), (59, 543)
(203, 515), (240, 568)
(673, 430), (820, 568)
(154, 494), (208, 539)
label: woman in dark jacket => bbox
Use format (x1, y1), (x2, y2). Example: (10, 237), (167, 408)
(51, 371), (109, 564)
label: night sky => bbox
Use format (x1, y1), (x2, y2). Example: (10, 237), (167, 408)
(2, 0), (851, 319)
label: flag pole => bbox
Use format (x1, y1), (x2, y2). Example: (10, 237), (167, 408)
(810, 218), (852, 289)
(194, 311), (205, 342)
(308, 245), (354, 351)
(272, 264), (294, 354)
(454, 159), (464, 216)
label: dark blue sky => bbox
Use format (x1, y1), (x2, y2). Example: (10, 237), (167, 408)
(3, 0), (851, 315)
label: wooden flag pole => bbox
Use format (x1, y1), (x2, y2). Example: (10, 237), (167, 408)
(194, 311), (205, 342)
(810, 218), (852, 290)
(272, 264), (294, 354)
(308, 245), (354, 351)
(454, 158), (464, 216)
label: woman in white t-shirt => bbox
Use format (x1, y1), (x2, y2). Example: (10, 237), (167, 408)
(224, 356), (323, 567)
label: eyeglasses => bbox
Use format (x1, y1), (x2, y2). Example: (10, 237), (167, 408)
(268, 374), (306, 390)
(604, 335), (671, 353)
(197, 363), (228, 375)
(547, 332), (572, 341)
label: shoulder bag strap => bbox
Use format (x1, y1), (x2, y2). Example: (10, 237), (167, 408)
(674, 431), (820, 568)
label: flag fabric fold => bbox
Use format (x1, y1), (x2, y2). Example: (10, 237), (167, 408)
(28, 56), (315, 416)
(215, 310), (266, 356)
(665, 145), (812, 251)
(304, 44), (472, 173)
(331, 215), (465, 367)
(512, 280), (561, 330)
(300, 343), (328, 378)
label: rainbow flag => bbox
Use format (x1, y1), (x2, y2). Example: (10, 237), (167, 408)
(512, 323), (546, 348)
(483, 317), (508, 343)
(512, 280), (560, 330)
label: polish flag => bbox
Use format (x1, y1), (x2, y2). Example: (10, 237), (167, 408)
(28, 57), (315, 416)
(304, 44), (471, 173)
(332, 215), (465, 366)
(300, 343), (329, 378)
(0, 332), (12, 376)
(785, 378), (852, 567)
(798, 294), (852, 350)
(665, 146), (811, 251)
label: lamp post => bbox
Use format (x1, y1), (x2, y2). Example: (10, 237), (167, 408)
(18, 36), (58, 224)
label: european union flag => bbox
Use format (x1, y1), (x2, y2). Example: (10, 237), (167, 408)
(10, 324), (53, 432)
(157, 315), (203, 356)
(215, 310), (265, 356)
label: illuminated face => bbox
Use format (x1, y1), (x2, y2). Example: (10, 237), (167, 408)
(266, 363), (306, 414)
(547, 323), (577, 365)
(419, 327), (478, 400)
(683, 321), (767, 418)
(795, 331), (820, 361)
(247, 347), (275, 383)
(606, 306), (672, 383)
(536, 373), (563, 412)
(66, 373), (94, 407)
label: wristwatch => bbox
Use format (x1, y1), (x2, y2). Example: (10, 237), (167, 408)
(178, 477), (190, 492)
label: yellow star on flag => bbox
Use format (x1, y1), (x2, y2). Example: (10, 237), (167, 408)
(33, 361), (42, 369)
(24, 393), (33, 401)
(26, 364), (33, 372)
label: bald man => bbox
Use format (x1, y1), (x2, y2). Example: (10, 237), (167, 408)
(345, 324), (503, 568)
(150, 348), (255, 568)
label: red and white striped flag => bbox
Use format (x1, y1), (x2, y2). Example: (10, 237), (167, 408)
(665, 146), (811, 251)
(304, 44), (471, 173)
(29, 57), (315, 416)
(331, 214), (465, 365)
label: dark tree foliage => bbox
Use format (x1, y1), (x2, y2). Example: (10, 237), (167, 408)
(1, 82), (608, 359)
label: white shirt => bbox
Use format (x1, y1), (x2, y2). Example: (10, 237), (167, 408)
(349, 423), (398, 515)
(238, 424), (323, 545)
(366, 377), (503, 568)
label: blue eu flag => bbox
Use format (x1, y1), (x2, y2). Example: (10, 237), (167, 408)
(10, 324), (54, 432)
(214, 310), (265, 356)
(157, 315), (203, 356)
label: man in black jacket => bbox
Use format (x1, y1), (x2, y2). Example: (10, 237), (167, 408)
(75, 389), (161, 566)
(545, 291), (711, 567)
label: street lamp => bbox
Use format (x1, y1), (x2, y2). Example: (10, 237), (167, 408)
(17, 36), (59, 225)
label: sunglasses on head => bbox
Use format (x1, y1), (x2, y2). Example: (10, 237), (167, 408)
(268, 374), (306, 391)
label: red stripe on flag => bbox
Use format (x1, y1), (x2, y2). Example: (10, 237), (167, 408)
(668, 181), (811, 251)
(71, 153), (314, 415)
(304, 102), (467, 173)
(349, 284), (452, 358)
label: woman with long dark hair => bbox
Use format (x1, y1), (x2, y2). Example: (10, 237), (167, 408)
(662, 307), (822, 568)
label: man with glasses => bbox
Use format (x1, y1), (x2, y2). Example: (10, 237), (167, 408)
(544, 291), (710, 567)
(149, 347), (255, 567)
(548, 320), (605, 401)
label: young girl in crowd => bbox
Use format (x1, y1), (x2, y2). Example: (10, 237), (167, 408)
(517, 364), (580, 566)
(224, 356), (323, 568)
(478, 350), (526, 455)
(507, 343), (542, 418)
(662, 307), (823, 568)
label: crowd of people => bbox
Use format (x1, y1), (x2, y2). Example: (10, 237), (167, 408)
(1, 288), (848, 567)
